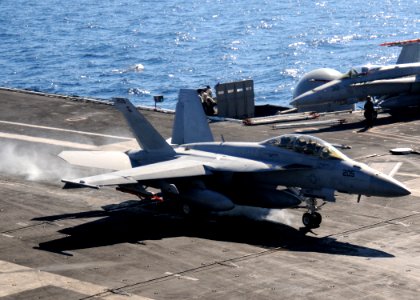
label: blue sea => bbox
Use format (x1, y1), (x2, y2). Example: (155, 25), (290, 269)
(0, 0), (418, 109)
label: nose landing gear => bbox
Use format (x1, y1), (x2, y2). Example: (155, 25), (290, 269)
(302, 197), (323, 229)
(302, 212), (322, 229)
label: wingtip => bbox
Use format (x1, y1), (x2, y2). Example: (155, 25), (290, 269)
(61, 179), (99, 189)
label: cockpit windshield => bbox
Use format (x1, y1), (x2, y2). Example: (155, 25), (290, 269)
(261, 134), (349, 161)
(341, 65), (381, 79)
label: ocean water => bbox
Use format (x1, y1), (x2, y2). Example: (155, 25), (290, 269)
(0, 0), (418, 108)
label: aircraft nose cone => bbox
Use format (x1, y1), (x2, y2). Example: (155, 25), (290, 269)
(370, 175), (411, 197)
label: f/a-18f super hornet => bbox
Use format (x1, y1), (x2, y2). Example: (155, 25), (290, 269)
(60, 90), (410, 229)
(290, 38), (420, 114)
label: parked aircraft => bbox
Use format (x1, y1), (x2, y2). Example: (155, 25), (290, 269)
(60, 90), (410, 229)
(290, 38), (420, 114)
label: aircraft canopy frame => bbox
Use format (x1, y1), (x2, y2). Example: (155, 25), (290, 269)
(261, 134), (349, 161)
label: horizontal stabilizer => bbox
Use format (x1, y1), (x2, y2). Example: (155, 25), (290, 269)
(58, 151), (133, 171)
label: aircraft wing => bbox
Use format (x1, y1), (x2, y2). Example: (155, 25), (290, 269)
(58, 151), (133, 171)
(62, 152), (308, 189)
(62, 158), (212, 188)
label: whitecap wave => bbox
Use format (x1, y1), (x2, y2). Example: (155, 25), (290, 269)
(128, 87), (151, 95)
(112, 63), (145, 74)
(283, 68), (299, 78)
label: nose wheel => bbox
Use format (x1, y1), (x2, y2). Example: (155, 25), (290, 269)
(302, 212), (322, 229)
(302, 197), (323, 229)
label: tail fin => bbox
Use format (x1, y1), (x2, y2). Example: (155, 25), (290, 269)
(171, 89), (214, 145)
(113, 98), (175, 155)
(381, 38), (420, 64)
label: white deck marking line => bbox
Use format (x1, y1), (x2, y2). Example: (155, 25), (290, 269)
(395, 221), (410, 227)
(397, 172), (420, 178)
(0, 120), (132, 140)
(0, 132), (97, 150)
(403, 178), (420, 197)
(2, 234), (14, 238)
(0, 260), (152, 299)
(164, 272), (199, 281)
(365, 128), (420, 144)
(388, 162), (402, 178)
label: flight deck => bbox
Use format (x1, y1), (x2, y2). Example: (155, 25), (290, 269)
(0, 88), (419, 299)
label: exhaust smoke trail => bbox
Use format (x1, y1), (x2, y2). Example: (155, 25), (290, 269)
(0, 142), (78, 182)
(219, 205), (296, 226)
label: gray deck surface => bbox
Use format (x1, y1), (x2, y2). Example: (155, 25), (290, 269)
(0, 88), (419, 299)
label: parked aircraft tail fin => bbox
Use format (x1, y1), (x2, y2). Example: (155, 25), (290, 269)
(171, 89), (214, 145)
(380, 38), (420, 64)
(113, 98), (175, 155)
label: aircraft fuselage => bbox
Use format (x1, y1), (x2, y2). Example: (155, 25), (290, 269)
(179, 138), (409, 200)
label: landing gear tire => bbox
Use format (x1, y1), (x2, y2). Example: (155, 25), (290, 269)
(312, 212), (322, 227)
(302, 212), (322, 229)
(302, 213), (312, 228)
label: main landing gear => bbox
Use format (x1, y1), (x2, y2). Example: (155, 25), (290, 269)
(302, 198), (323, 229)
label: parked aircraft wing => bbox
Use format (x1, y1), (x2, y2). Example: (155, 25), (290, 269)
(62, 158), (213, 188)
(58, 151), (133, 171)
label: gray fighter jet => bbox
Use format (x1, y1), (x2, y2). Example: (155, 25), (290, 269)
(60, 90), (410, 229)
(290, 38), (420, 114)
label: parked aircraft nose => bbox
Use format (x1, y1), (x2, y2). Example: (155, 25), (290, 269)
(369, 174), (411, 197)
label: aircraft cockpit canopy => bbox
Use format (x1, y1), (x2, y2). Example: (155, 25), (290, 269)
(262, 134), (349, 161)
(342, 65), (381, 79)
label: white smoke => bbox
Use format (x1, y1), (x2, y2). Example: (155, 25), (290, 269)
(219, 205), (296, 226)
(0, 142), (79, 182)
(264, 209), (296, 226)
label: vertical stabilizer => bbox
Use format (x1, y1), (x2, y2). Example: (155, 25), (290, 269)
(381, 39), (420, 64)
(171, 89), (214, 145)
(397, 43), (420, 64)
(113, 98), (175, 154)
